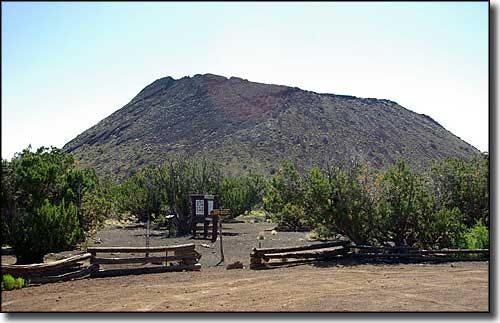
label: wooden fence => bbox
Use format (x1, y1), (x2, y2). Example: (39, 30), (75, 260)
(250, 240), (350, 269)
(87, 243), (201, 277)
(2, 244), (202, 283)
(250, 241), (489, 269)
(350, 245), (489, 263)
(2, 253), (94, 284)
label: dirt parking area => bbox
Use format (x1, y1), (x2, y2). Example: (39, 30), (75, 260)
(1, 220), (489, 312)
(2, 262), (488, 312)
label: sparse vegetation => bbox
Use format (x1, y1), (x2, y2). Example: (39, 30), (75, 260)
(262, 156), (489, 249)
(2, 274), (28, 291)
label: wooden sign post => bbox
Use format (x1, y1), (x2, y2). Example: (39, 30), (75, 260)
(211, 209), (232, 265)
(146, 215), (151, 258)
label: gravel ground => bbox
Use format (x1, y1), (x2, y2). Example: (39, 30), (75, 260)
(89, 218), (311, 268)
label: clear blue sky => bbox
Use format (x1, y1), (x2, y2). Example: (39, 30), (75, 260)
(2, 2), (489, 159)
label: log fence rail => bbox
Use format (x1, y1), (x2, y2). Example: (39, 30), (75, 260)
(250, 241), (489, 269)
(2, 244), (202, 283)
(87, 244), (201, 277)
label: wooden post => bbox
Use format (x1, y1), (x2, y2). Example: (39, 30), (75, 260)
(165, 250), (168, 266)
(250, 249), (263, 269)
(211, 214), (218, 243)
(146, 216), (151, 258)
(219, 216), (224, 263)
(204, 218), (209, 239)
(89, 251), (99, 273)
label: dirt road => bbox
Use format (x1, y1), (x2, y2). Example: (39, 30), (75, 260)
(2, 261), (488, 312)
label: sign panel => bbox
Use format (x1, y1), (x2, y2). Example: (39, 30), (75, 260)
(207, 200), (214, 217)
(195, 199), (205, 216)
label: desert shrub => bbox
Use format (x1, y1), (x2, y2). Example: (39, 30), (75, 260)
(417, 207), (465, 249)
(219, 173), (267, 218)
(12, 199), (82, 264)
(14, 277), (26, 289)
(2, 274), (16, 290)
(153, 213), (168, 227)
(219, 177), (252, 218)
(276, 203), (308, 231)
(79, 190), (116, 235)
(2, 275), (28, 290)
(1, 146), (76, 245)
(1, 146), (107, 263)
(375, 159), (435, 247)
(309, 224), (333, 241)
(245, 173), (268, 209)
(117, 165), (162, 222)
(263, 161), (307, 230)
(428, 154), (489, 227)
(1, 159), (16, 244)
(305, 165), (378, 244)
(459, 220), (489, 249)
(116, 158), (224, 235)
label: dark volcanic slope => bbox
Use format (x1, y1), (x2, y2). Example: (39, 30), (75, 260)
(64, 73), (479, 178)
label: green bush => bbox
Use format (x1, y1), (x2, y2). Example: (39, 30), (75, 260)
(2, 274), (16, 290)
(153, 213), (168, 227)
(275, 203), (308, 231)
(418, 207), (465, 249)
(219, 173), (267, 218)
(428, 155), (489, 227)
(14, 277), (26, 289)
(263, 161), (307, 230)
(79, 187), (116, 235)
(2, 275), (28, 290)
(375, 159), (435, 247)
(1, 146), (106, 263)
(12, 199), (82, 264)
(459, 220), (489, 249)
(219, 177), (251, 218)
(310, 224), (334, 241)
(305, 165), (378, 244)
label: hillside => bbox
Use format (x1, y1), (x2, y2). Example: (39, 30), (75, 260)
(63, 73), (479, 178)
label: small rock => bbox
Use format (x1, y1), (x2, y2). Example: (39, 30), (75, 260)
(226, 261), (244, 270)
(200, 244), (211, 248)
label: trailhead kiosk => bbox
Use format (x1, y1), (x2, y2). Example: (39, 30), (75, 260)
(190, 194), (219, 241)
